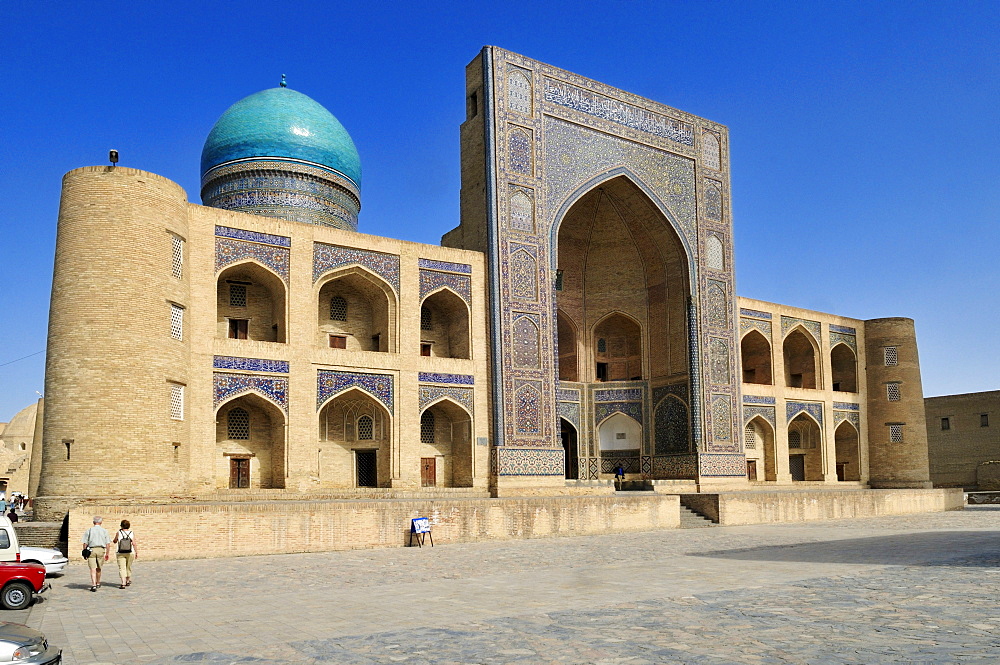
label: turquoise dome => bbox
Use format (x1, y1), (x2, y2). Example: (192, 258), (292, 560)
(201, 87), (361, 188)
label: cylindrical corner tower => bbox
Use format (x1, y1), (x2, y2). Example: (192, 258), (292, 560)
(200, 86), (362, 230)
(37, 166), (191, 519)
(863, 317), (932, 488)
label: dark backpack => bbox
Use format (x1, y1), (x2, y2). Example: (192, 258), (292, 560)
(118, 531), (132, 553)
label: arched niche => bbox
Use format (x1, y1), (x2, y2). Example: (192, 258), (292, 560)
(419, 289), (470, 359)
(593, 313), (643, 382)
(745, 416), (776, 482)
(215, 393), (286, 489)
(317, 266), (396, 352)
(783, 328), (820, 389)
(317, 388), (391, 488)
(560, 418), (579, 480)
(557, 310), (579, 381)
(217, 262), (287, 343)
(741, 330), (772, 385)
(555, 175), (690, 386)
(788, 412), (823, 481)
(831, 343), (857, 393)
(418, 398), (474, 487)
(835, 421), (860, 481)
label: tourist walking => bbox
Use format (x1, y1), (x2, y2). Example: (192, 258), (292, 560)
(112, 520), (137, 589)
(81, 516), (112, 591)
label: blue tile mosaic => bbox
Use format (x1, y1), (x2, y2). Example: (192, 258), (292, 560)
(313, 243), (400, 293)
(594, 388), (643, 402)
(317, 370), (393, 412)
(743, 405), (776, 427)
(653, 383), (688, 406)
(830, 324), (857, 334)
(419, 269), (472, 305)
(786, 401), (824, 425)
(418, 373), (475, 385)
(419, 386), (474, 415)
(743, 395), (776, 405)
(652, 454), (698, 478)
(740, 317), (772, 338)
(417, 258), (472, 274)
(830, 331), (857, 353)
(543, 78), (694, 146)
(213, 372), (288, 413)
(556, 388), (580, 402)
(213, 356), (289, 373)
(509, 248), (538, 302)
(595, 401), (642, 426)
(216, 237), (290, 283)
(740, 308), (772, 320)
(514, 382), (543, 435)
(834, 410), (861, 429)
(494, 447), (564, 476)
(711, 395), (733, 443)
(781, 316), (821, 341)
(832, 401), (860, 411)
(707, 282), (728, 328)
(557, 401), (580, 429)
(508, 127), (532, 175)
(512, 314), (540, 368)
(654, 395), (689, 454)
(710, 338), (730, 385)
(215, 225), (291, 247)
(699, 453), (747, 477)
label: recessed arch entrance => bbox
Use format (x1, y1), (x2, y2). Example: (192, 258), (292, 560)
(831, 343), (857, 393)
(318, 388), (392, 488)
(316, 266), (396, 352)
(745, 416), (776, 482)
(788, 412), (823, 481)
(741, 330), (772, 385)
(217, 262), (287, 343)
(215, 392), (286, 489)
(835, 420), (861, 481)
(418, 398), (474, 487)
(598, 412), (642, 475)
(783, 328), (820, 389)
(419, 289), (470, 359)
(560, 418), (579, 479)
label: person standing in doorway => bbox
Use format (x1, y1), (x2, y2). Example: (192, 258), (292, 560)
(112, 520), (137, 589)
(82, 516), (112, 591)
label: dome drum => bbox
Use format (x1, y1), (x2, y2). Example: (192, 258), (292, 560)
(202, 159), (361, 230)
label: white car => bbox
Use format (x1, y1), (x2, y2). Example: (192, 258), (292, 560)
(18, 548), (68, 577)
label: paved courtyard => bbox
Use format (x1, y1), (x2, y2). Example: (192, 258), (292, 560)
(6, 506), (1000, 665)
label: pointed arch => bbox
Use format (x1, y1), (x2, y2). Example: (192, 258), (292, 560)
(560, 418), (580, 480)
(419, 287), (471, 359)
(556, 309), (580, 381)
(592, 311), (643, 381)
(316, 264), (397, 353)
(654, 394), (689, 454)
(512, 315), (541, 368)
(740, 329), (773, 385)
(418, 397), (474, 487)
(834, 420), (860, 481)
(788, 412), (823, 481)
(744, 415), (776, 482)
(217, 260), (288, 343)
(783, 326), (820, 389)
(215, 392), (286, 489)
(420, 395), (474, 421)
(831, 342), (858, 392)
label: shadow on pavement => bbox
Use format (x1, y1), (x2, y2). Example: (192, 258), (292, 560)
(696, 530), (1000, 567)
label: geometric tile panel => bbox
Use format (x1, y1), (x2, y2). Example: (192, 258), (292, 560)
(707, 281), (728, 327)
(740, 317), (772, 338)
(514, 382), (542, 435)
(711, 395), (733, 443)
(786, 400), (824, 425)
(215, 237), (290, 284)
(593, 388), (643, 402)
(699, 453), (746, 477)
(313, 242), (400, 293)
(834, 410), (861, 429)
(215, 225), (291, 247)
(743, 405), (776, 427)
(652, 454), (698, 478)
(829, 324), (856, 334)
(495, 447), (564, 476)
(419, 269), (472, 304)
(595, 401), (642, 426)
(781, 316), (821, 341)
(832, 401), (860, 411)
(512, 314), (540, 368)
(510, 249), (538, 302)
(652, 383), (688, 405)
(418, 373), (475, 385)
(417, 258), (472, 274)
(654, 395), (689, 454)
(317, 370), (394, 413)
(601, 454), (641, 474)
(418, 385), (474, 415)
(830, 331), (857, 353)
(213, 356), (289, 373)
(213, 372), (288, 413)
(743, 395), (776, 405)
(739, 308), (772, 320)
(709, 337), (730, 385)
(557, 401), (580, 429)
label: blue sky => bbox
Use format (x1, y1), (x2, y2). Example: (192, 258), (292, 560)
(1, 2), (998, 421)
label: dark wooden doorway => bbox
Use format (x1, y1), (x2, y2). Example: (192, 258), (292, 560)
(789, 455), (806, 481)
(229, 458), (250, 488)
(746, 460), (757, 481)
(421, 458), (436, 487)
(560, 418), (578, 480)
(356, 450), (377, 487)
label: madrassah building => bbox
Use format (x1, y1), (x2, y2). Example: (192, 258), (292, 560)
(33, 48), (956, 548)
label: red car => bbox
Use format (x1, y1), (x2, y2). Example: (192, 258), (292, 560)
(0, 563), (48, 611)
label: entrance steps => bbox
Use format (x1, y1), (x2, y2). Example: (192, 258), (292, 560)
(679, 505), (717, 528)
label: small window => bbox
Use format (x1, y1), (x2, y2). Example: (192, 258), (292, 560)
(886, 382), (901, 402)
(0, 531), (9, 549)
(597, 338), (607, 353)
(555, 270), (564, 291)
(229, 284), (247, 308)
(170, 304), (184, 340)
(229, 319), (249, 340)
(981, 414), (990, 428)
(329, 335), (347, 349)
(941, 417), (950, 431)
(468, 91), (478, 119)
(744, 424), (756, 449)
(420, 342), (432, 357)
(883, 346), (898, 366)
(330, 296), (347, 321)
(169, 384), (184, 420)
(615, 432), (627, 440)
(420, 411), (435, 443)
(227, 407), (250, 440)
(420, 306), (433, 330)
(889, 424), (904, 443)
(171, 235), (184, 279)
(788, 431), (802, 449)
(357, 415), (374, 440)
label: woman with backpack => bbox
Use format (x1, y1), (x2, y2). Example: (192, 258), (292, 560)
(112, 519), (138, 589)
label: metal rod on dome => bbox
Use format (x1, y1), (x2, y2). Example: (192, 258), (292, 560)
(280, 74), (287, 88)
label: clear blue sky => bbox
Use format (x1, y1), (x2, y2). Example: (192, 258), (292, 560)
(1, 2), (998, 421)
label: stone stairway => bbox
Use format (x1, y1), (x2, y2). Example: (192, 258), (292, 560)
(679, 505), (717, 528)
(14, 522), (66, 551)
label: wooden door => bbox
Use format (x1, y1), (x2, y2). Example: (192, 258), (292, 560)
(229, 458), (250, 488)
(421, 458), (436, 487)
(746, 460), (757, 481)
(788, 455), (806, 481)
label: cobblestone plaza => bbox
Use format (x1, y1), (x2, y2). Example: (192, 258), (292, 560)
(7, 507), (999, 664)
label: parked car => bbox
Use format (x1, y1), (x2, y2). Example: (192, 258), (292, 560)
(0, 564), (48, 611)
(17, 549), (67, 577)
(0, 622), (60, 665)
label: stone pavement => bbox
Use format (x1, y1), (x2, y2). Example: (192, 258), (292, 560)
(6, 506), (1000, 665)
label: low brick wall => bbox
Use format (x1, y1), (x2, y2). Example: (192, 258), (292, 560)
(684, 488), (963, 526)
(69, 494), (680, 561)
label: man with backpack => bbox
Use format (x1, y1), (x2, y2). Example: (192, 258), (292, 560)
(112, 519), (138, 589)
